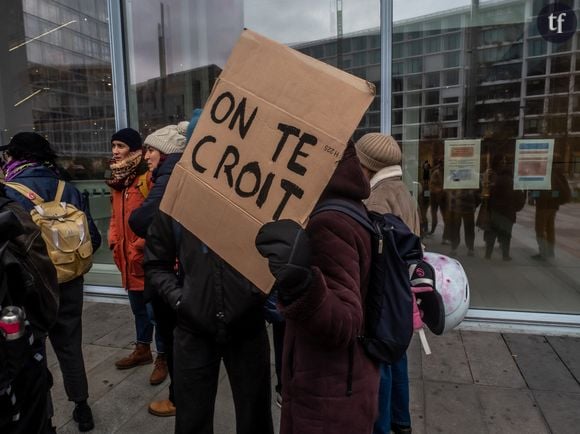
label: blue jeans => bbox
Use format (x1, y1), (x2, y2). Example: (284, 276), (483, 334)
(127, 290), (165, 353)
(373, 354), (411, 434)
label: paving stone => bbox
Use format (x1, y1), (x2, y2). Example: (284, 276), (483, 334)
(116, 385), (175, 433)
(462, 331), (526, 388)
(45, 300), (580, 434)
(504, 334), (580, 393)
(82, 301), (133, 344)
(407, 333), (423, 380)
(422, 331), (473, 384)
(533, 391), (580, 434)
(409, 380), (425, 434)
(478, 386), (549, 434)
(547, 336), (580, 383)
(49, 344), (127, 427)
(58, 363), (164, 433)
(93, 322), (136, 348)
(424, 381), (486, 434)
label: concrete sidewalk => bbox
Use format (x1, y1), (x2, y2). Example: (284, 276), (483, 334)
(49, 301), (580, 434)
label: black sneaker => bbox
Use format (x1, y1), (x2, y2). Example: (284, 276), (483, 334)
(73, 401), (95, 432)
(392, 423), (412, 433)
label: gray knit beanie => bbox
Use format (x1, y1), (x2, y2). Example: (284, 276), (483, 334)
(354, 133), (402, 172)
(144, 122), (189, 155)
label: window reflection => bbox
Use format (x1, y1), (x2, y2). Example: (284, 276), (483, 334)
(0, 0), (115, 271)
(395, 0), (580, 314)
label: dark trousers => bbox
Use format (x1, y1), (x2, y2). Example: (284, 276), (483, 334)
(484, 211), (514, 259)
(535, 208), (557, 257)
(272, 321), (285, 392)
(173, 325), (273, 434)
(448, 211), (475, 251)
(429, 192), (449, 239)
(150, 295), (176, 402)
(48, 277), (88, 403)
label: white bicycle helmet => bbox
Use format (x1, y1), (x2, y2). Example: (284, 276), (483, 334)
(421, 252), (470, 333)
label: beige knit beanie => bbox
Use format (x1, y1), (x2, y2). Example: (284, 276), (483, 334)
(354, 133), (402, 172)
(144, 122), (189, 155)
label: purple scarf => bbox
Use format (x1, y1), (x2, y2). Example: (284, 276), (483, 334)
(2, 159), (39, 182)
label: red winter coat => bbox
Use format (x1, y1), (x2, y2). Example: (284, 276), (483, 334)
(279, 144), (380, 434)
(108, 171), (151, 290)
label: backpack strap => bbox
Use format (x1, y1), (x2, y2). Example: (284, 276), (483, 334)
(311, 199), (375, 233)
(54, 180), (66, 203)
(1, 181), (45, 205)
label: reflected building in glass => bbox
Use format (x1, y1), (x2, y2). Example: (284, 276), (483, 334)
(294, 0), (579, 185)
(0, 0), (115, 172)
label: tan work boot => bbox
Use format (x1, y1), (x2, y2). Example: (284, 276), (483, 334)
(148, 399), (176, 417)
(115, 343), (153, 370)
(149, 353), (168, 385)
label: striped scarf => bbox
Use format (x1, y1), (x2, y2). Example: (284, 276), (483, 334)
(106, 151), (143, 191)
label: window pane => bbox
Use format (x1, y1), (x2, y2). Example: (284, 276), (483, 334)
(393, 0), (580, 316)
(0, 1), (115, 273)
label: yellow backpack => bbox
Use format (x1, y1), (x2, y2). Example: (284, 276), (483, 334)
(3, 180), (93, 283)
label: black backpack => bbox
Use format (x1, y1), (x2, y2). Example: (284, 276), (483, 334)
(312, 199), (423, 364)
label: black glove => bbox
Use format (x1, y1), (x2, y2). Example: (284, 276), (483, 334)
(255, 220), (312, 304)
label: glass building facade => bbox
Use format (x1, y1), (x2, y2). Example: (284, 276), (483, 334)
(1, 0), (578, 331)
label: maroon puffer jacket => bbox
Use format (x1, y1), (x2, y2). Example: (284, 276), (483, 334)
(279, 143), (380, 434)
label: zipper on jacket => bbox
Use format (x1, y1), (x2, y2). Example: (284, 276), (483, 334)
(374, 221), (384, 254)
(346, 342), (354, 396)
(215, 260), (227, 343)
(122, 188), (129, 287)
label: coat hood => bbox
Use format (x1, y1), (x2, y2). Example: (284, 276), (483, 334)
(319, 141), (370, 202)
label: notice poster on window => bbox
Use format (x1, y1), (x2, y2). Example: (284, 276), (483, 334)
(513, 139), (554, 190)
(443, 139), (481, 189)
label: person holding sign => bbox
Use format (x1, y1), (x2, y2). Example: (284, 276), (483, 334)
(143, 205), (274, 433)
(255, 142), (379, 434)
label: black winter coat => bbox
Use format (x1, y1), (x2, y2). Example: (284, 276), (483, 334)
(144, 212), (266, 341)
(129, 153), (181, 238)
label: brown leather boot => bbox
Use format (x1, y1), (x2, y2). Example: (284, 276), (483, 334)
(148, 399), (176, 417)
(115, 343), (153, 370)
(149, 353), (168, 385)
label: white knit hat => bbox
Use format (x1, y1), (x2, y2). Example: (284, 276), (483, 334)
(354, 133), (402, 172)
(144, 122), (189, 155)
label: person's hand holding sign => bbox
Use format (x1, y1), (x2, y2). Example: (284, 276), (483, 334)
(255, 220), (312, 305)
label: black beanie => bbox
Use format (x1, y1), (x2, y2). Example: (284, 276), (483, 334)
(111, 128), (142, 151)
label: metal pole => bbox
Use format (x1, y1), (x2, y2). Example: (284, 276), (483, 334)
(107, 0), (128, 129)
(381, 0), (393, 134)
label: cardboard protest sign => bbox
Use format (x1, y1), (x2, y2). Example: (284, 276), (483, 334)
(160, 29), (375, 293)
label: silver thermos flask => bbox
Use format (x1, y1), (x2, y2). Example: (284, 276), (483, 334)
(0, 306), (26, 341)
